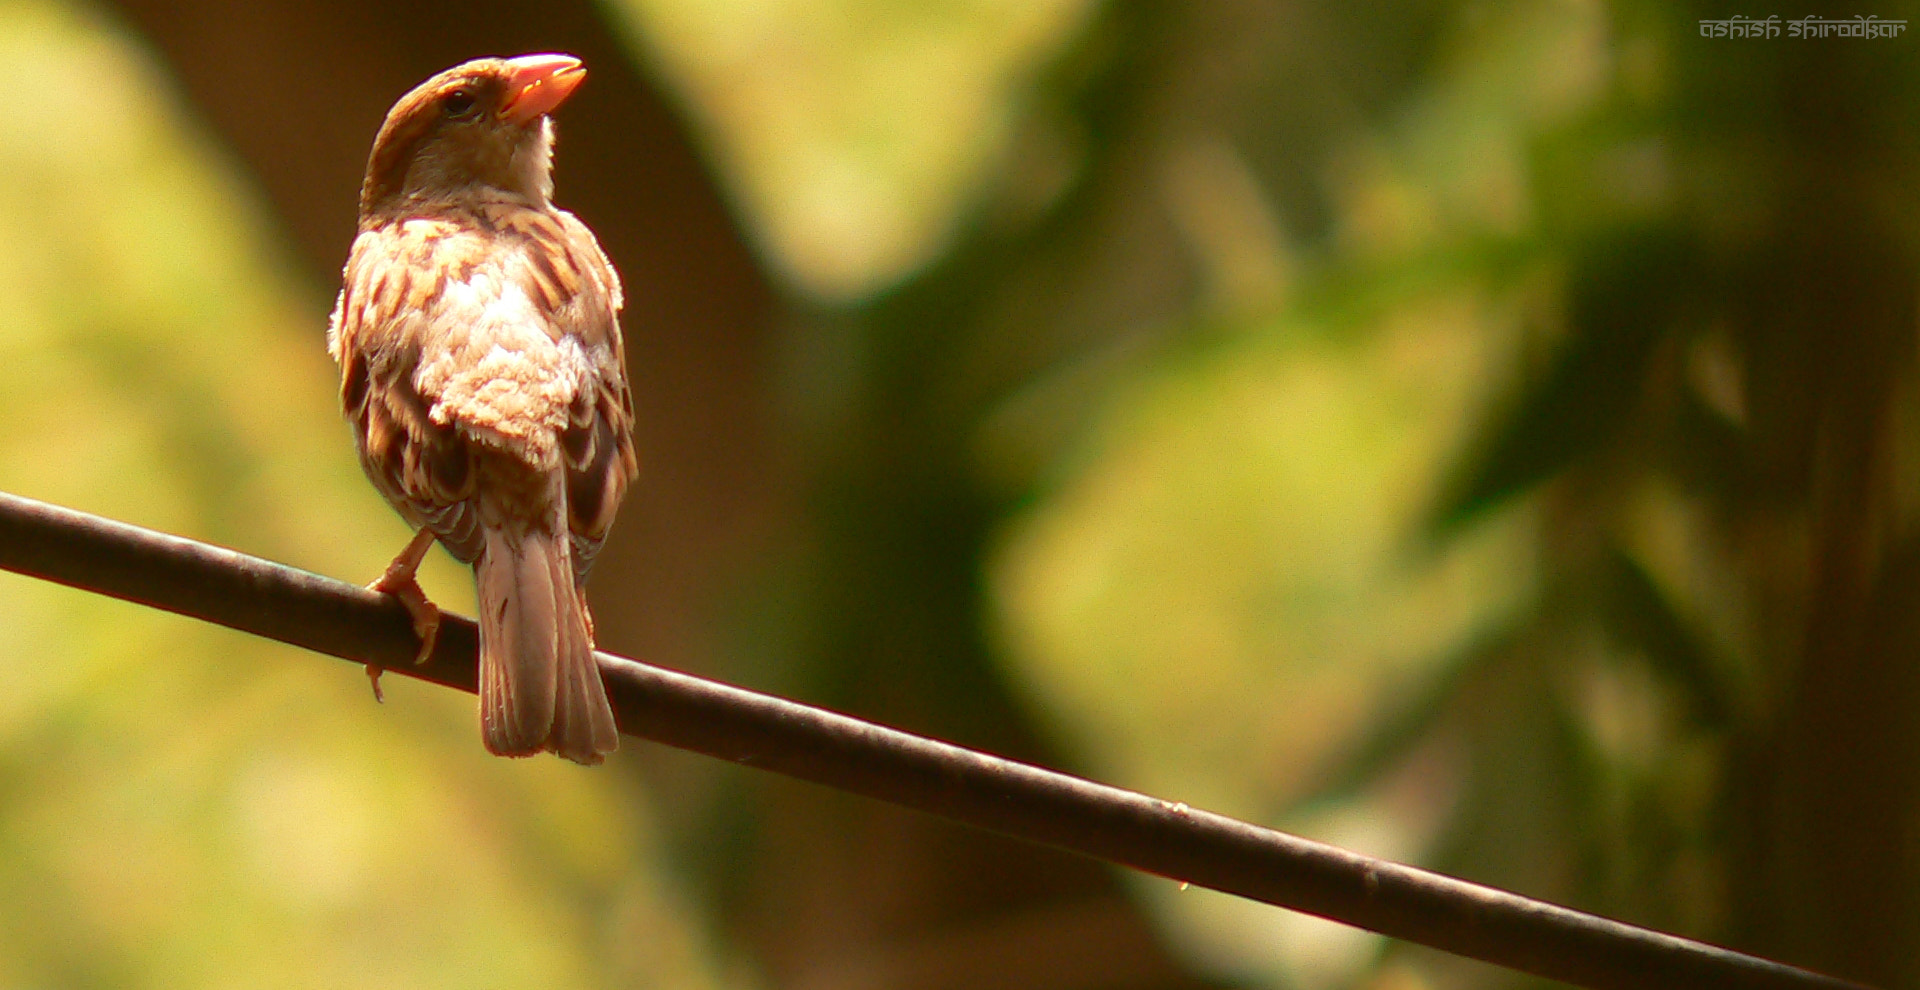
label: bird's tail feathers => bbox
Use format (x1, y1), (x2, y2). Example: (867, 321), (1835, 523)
(476, 487), (618, 764)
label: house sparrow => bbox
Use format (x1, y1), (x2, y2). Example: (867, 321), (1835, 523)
(328, 54), (636, 765)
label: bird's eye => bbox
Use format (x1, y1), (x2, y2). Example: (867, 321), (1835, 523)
(442, 89), (479, 119)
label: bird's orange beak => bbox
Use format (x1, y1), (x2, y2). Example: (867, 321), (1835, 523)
(502, 53), (585, 125)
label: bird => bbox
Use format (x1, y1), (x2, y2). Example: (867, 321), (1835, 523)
(328, 54), (637, 765)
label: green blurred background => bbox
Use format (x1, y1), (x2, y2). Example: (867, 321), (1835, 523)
(0, 0), (1916, 987)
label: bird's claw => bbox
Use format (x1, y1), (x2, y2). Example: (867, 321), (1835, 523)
(369, 566), (441, 665)
(362, 528), (442, 703)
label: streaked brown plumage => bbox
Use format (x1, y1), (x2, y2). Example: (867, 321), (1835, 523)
(329, 54), (636, 765)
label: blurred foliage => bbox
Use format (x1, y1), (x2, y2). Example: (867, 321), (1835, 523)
(606, 0), (1094, 299)
(0, 3), (726, 988)
(628, 0), (1920, 986)
(4, 0), (1920, 987)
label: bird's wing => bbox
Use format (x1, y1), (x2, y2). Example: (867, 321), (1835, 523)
(332, 208), (636, 576)
(531, 208), (638, 583)
(331, 217), (486, 562)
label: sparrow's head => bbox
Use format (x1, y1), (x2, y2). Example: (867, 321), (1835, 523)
(359, 53), (586, 218)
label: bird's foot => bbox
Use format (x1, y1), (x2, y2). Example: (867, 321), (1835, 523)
(364, 529), (441, 701)
(370, 565), (441, 664)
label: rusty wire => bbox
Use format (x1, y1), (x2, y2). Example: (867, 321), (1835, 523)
(0, 489), (1874, 990)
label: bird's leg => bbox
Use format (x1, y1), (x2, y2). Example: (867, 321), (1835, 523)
(365, 527), (442, 700)
(374, 527), (443, 661)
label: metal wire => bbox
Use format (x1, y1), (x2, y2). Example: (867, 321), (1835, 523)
(0, 489), (1873, 990)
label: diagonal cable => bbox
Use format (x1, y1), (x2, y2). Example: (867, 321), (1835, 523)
(0, 489), (1872, 990)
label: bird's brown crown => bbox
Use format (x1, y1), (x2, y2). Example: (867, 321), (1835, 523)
(359, 54), (585, 220)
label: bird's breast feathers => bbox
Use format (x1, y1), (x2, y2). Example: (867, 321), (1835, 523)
(330, 205), (624, 471)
